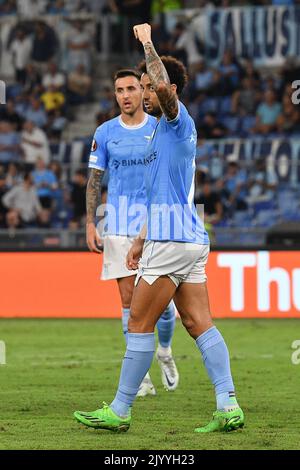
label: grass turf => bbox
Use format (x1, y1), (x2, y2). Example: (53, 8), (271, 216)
(0, 318), (299, 450)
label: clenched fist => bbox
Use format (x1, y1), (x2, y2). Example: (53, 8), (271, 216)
(133, 23), (152, 46)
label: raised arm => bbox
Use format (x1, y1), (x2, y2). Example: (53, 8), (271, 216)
(86, 168), (104, 253)
(134, 23), (178, 121)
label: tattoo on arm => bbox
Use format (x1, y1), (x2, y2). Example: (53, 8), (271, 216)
(86, 168), (104, 224)
(144, 41), (178, 121)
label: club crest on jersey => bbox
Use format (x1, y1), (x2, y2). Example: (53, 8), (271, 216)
(91, 139), (97, 152)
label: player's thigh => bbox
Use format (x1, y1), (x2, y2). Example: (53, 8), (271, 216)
(174, 282), (213, 339)
(128, 277), (177, 333)
(117, 275), (136, 308)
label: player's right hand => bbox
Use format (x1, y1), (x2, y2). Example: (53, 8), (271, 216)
(86, 223), (103, 254)
(126, 240), (143, 270)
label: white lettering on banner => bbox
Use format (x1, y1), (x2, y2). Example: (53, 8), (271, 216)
(257, 252), (290, 312)
(217, 253), (256, 311)
(217, 252), (300, 313)
(292, 269), (300, 310)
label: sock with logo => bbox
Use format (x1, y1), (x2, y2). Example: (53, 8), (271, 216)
(110, 333), (155, 418)
(196, 326), (239, 412)
(122, 307), (130, 343)
(157, 302), (176, 349)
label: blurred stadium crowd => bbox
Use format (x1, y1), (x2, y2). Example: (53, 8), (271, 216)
(0, 0), (300, 244)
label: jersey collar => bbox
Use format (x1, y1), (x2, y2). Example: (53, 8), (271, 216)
(118, 114), (149, 130)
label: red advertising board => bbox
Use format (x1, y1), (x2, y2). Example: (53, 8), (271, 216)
(0, 251), (299, 318)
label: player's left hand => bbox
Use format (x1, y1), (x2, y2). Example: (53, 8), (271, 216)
(133, 23), (152, 45)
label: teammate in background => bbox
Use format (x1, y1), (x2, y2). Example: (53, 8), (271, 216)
(74, 24), (244, 433)
(85, 68), (179, 396)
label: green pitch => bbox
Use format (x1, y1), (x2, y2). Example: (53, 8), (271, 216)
(0, 318), (299, 450)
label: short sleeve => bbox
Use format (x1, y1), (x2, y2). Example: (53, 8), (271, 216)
(88, 124), (108, 171)
(165, 101), (193, 138)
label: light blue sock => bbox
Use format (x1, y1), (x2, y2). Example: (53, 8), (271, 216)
(110, 333), (155, 418)
(157, 302), (176, 348)
(122, 307), (130, 344)
(196, 326), (238, 411)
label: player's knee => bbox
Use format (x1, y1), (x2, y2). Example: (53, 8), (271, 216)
(119, 286), (134, 308)
(181, 317), (200, 339)
(182, 315), (214, 339)
(128, 309), (155, 333)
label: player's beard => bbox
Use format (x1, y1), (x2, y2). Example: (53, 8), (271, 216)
(145, 103), (162, 118)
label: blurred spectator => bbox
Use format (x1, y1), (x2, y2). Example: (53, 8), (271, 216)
(48, 109), (67, 140)
(218, 50), (240, 95)
(40, 85), (66, 113)
(70, 169), (87, 225)
(193, 59), (215, 93)
(24, 97), (48, 128)
(23, 64), (42, 95)
(67, 64), (92, 104)
(251, 89), (282, 134)
(14, 93), (29, 118)
(231, 77), (261, 115)
(5, 209), (22, 230)
(0, 0), (17, 15)
(151, 21), (170, 56)
(276, 93), (300, 134)
(171, 22), (202, 67)
(261, 75), (282, 94)
(279, 58), (300, 91)
(0, 99), (23, 130)
(32, 157), (58, 209)
(42, 62), (66, 91)
(66, 20), (92, 72)
(247, 158), (278, 204)
(0, 121), (21, 163)
(0, 174), (8, 227)
(199, 113), (228, 140)
(217, 161), (248, 213)
(47, 0), (68, 14)
(99, 86), (115, 113)
(2, 172), (42, 225)
(195, 179), (223, 225)
(17, 0), (47, 16)
(31, 22), (59, 72)
(21, 121), (50, 165)
(5, 162), (22, 189)
(49, 160), (63, 183)
(48, 160), (66, 219)
(240, 59), (261, 88)
(9, 28), (32, 85)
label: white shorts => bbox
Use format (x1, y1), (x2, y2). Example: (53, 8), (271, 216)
(135, 241), (210, 288)
(101, 235), (137, 280)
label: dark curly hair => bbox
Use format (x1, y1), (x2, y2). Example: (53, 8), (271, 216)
(137, 56), (188, 96)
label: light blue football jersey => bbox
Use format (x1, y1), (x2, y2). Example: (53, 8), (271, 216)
(89, 113), (157, 236)
(144, 101), (209, 244)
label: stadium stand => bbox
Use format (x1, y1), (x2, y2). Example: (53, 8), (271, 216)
(0, 0), (300, 247)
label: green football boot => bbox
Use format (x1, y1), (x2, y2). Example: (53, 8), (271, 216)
(195, 407), (244, 433)
(74, 402), (131, 433)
